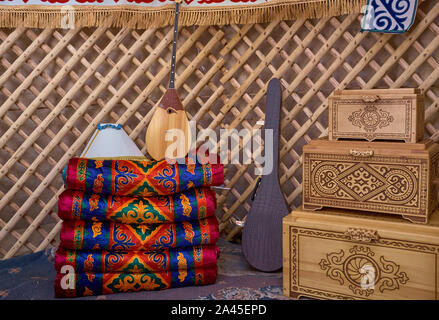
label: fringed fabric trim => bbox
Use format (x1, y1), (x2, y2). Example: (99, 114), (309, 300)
(0, 0), (367, 29)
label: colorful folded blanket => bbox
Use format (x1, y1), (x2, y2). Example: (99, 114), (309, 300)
(54, 267), (218, 298)
(58, 187), (216, 224)
(55, 245), (220, 274)
(63, 157), (224, 197)
(60, 217), (219, 251)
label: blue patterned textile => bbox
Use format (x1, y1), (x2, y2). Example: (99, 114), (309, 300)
(361, 0), (418, 33)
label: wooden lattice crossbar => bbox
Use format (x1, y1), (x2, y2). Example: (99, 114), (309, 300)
(1, 0), (439, 259)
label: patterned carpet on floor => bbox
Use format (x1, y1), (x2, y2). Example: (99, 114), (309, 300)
(0, 238), (292, 300)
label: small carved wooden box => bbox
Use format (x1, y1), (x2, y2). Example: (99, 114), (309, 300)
(328, 88), (424, 142)
(283, 207), (439, 300)
(302, 138), (439, 224)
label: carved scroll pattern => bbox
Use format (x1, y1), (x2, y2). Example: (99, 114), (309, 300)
(310, 160), (419, 204)
(303, 152), (428, 216)
(348, 105), (394, 133)
(319, 245), (409, 297)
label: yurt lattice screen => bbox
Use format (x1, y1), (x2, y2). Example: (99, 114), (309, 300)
(2, 0), (439, 259)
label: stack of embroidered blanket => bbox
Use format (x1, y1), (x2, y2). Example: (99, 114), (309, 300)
(54, 157), (224, 298)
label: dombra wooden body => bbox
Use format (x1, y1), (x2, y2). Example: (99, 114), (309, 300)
(145, 89), (191, 160)
(328, 88), (424, 143)
(302, 138), (439, 224)
(283, 207), (439, 300)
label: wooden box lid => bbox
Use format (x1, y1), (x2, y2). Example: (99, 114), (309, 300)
(330, 88), (422, 97)
(303, 137), (439, 158)
(283, 206), (439, 245)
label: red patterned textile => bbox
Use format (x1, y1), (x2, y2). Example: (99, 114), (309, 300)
(63, 157), (224, 197)
(54, 267), (218, 298)
(58, 187), (216, 224)
(59, 217), (219, 251)
(55, 245), (220, 274)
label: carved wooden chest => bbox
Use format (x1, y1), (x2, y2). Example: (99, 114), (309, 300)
(302, 138), (439, 224)
(283, 207), (439, 300)
(328, 89), (424, 143)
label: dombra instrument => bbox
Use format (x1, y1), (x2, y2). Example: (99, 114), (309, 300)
(145, 0), (191, 161)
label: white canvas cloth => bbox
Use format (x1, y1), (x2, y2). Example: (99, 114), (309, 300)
(80, 124), (144, 159)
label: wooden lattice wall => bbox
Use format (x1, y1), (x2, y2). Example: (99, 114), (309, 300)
(1, 0), (439, 259)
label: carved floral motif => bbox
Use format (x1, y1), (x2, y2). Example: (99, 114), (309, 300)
(348, 105), (394, 133)
(319, 245), (409, 296)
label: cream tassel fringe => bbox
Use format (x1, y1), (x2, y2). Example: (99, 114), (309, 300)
(0, 0), (367, 29)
